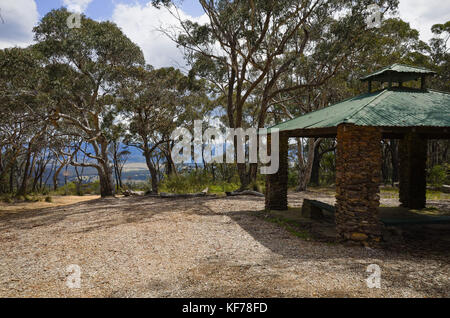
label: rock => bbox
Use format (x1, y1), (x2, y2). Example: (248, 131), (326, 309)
(301, 199), (325, 219)
(226, 190), (264, 197)
(122, 190), (143, 197)
(350, 232), (368, 241)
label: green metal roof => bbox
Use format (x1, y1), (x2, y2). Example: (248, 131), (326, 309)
(360, 63), (436, 82)
(269, 88), (450, 133)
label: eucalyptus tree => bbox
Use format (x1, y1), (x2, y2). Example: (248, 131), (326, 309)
(273, 17), (432, 189)
(428, 21), (450, 92)
(156, 0), (399, 189)
(119, 66), (208, 193)
(0, 47), (50, 195)
(107, 124), (130, 191)
(33, 8), (145, 197)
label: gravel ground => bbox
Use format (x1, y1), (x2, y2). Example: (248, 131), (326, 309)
(0, 193), (449, 297)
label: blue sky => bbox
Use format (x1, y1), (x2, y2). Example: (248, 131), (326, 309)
(35, 0), (205, 19)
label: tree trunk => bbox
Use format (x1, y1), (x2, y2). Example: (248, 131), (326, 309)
(9, 162), (15, 193)
(296, 138), (316, 192)
(96, 138), (115, 197)
(237, 163), (250, 190)
(390, 140), (399, 185)
(113, 163), (119, 191)
(98, 163), (114, 197)
(144, 151), (158, 194)
(117, 166), (123, 189)
(17, 147), (32, 196)
(310, 145), (320, 186)
(53, 163), (65, 191)
(381, 146), (389, 185)
(150, 166), (158, 194)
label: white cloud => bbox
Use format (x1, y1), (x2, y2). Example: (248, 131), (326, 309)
(63, 0), (93, 13)
(397, 0), (450, 42)
(0, 0), (39, 49)
(113, 0), (450, 69)
(112, 2), (208, 69)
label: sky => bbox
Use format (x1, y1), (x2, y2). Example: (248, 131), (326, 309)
(0, 0), (449, 68)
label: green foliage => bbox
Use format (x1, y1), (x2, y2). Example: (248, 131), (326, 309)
(287, 168), (298, 189)
(249, 180), (265, 194)
(320, 152), (336, 186)
(1, 194), (13, 203)
(160, 170), (208, 194)
(52, 181), (100, 196)
(159, 170), (240, 194)
(45, 196), (53, 203)
(24, 195), (38, 202)
(264, 216), (310, 240)
(208, 183), (241, 194)
(428, 165), (447, 188)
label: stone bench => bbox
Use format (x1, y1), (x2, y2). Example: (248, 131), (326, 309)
(301, 199), (450, 226)
(301, 199), (335, 219)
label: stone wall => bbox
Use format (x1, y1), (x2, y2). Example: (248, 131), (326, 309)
(335, 124), (382, 246)
(265, 133), (288, 210)
(399, 132), (427, 209)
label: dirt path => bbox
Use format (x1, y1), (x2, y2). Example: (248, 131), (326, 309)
(0, 193), (449, 297)
(0, 195), (100, 215)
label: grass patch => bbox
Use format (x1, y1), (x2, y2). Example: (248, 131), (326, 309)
(307, 186), (336, 195)
(267, 217), (311, 240)
(380, 187), (450, 200)
(256, 209), (311, 240)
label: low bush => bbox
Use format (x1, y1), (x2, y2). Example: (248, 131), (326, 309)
(428, 165), (447, 188)
(1, 194), (13, 203)
(159, 171), (241, 194)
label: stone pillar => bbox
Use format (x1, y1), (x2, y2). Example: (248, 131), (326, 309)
(399, 132), (427, 209)
(335, 124), (382, 245)
(265, 133), (288, 210)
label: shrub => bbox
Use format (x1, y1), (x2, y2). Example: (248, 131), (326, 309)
(249, 180), (265, 193)
(159, 171), (241, 194)
(52, 181), (101, 196)
(45, 196), (53, 203)
(287, 168), (298, 189)
(160, 171), (208, 194)
(428, 165), (447, 188)
(1, 195), (13, 203)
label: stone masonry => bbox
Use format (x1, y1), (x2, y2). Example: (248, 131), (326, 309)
(335, 124), (383, 245)
(399, 132), (427, 209)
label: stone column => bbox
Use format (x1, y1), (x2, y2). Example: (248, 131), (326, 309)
(265, 133), (288, 210)
(335, 124), (382, 245)
(399, 132), (427, 209)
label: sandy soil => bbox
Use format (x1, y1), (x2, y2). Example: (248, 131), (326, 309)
(0, 196), (100, 215)
(0, 192), (449, 298)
